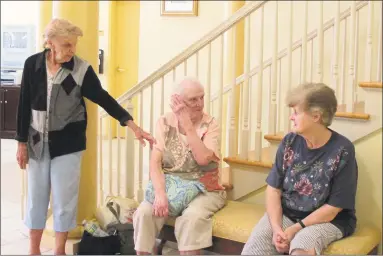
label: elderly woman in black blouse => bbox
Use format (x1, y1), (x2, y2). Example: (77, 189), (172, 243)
(16, 18), (154, 255)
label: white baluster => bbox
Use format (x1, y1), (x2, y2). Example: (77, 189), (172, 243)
(161, 76), (165, 115)
(347, 2), (356, 113)
(205, 44), (212, 114)
(137, 92), (144, 202)
(255, 5), (264, 162)
(99, 117), (103, 205)
(218, 35), (224, 124)
(300, 1), (308, 84)
(108, 118), (113, 196)
(150, 84), (154, 136)
(117, 122), (121, 196)
(284, 1), (293, 134)
(269, 1), (278, 135)
(241, 16), (251, 159)
(229, 26), (237, 157)
(353, 12), (360, 105)
(332, 1), (340, 98)
(365, 1), (373, 81)
(195, 52), (199, 78)
(377, 8), (382, 82)
(184, 60), (188, 76)
(317, 1), (324, 83)
(310, 40), (314, 82)
(125, 100), (135, 198)
(340, 19), (348, 109)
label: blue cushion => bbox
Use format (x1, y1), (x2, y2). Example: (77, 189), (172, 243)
(145, 174), (206, 216)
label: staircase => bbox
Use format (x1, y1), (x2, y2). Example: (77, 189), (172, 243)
(96, 0), (382, 205)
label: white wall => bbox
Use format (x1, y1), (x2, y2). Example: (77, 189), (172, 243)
(1, 1), (38, 26)
(137, 1), (227, 82)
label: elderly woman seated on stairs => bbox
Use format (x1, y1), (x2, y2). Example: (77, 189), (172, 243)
(242, 83), (358, 255)
(133, 77), (226, 255)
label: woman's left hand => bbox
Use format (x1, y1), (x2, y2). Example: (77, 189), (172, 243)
(170, 94), (193, 130)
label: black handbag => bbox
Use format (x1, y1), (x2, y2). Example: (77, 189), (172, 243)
(106, 201), (136, 255)
(77, 230), (121, 255)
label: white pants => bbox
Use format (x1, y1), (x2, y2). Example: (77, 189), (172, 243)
(133, 190), (226, 253)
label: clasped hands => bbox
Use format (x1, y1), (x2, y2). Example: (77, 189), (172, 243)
(273, 224), (302, 253)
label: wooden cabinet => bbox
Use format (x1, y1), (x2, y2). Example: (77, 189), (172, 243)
(0, 85), (20, 139)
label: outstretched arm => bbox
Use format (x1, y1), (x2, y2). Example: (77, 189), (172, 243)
(81, 65), (155, 147)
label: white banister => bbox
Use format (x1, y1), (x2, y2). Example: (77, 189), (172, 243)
(353, 12), (360, 104)
(195, 52), (199, 78)
(205, 43), (211, 114)
(150, 84), (154, 136)
(300, 1), (308, 83)
(160, 76), (165, 115)
(240, 16), (251, 159)
(117, 123), (121, 196)
(108, 118), (113, 196)
(340, 19), (347, 108)
(98, 118), (103, 205)
(137, 92), (144, 202)
(332, 1), (340, 97)
(283, 0), (293, 134)
(229, 26), (237, 157)
(217, 35), (224, 124)
(184, 61), (188, 76)
(377, 6), (382, 82)
(347, 1), (356, 112)
(365, 1), (373, 81)
(125, 100), (135, 198)
(254, 5), (264, 162)
(317, 1), (324, 83)
(269, 1), (278, 135)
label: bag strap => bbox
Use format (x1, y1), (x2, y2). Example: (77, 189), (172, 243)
(106, 202), (122, 224)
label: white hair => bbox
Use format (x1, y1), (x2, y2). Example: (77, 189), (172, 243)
(172, 76), (204, 95)
(43, 18), (83, 48)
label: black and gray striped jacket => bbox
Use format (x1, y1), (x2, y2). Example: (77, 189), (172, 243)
(16, 49), (133, 160)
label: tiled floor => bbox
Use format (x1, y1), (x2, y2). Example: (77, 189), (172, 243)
(1, 139), (204, 255)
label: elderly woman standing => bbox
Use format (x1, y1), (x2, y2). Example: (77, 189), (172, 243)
(133, 77), (226, 255)
(15, 18), (154, 255)
(241, 83), (358, 255)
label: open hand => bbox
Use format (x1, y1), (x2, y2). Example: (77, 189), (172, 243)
(134, 127), (156, 149)
(170, 94), (193, 131)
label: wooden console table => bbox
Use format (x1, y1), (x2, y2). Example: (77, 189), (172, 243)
(0, 85), (20, 139)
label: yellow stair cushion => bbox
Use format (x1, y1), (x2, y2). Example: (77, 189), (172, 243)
(165, 200), (381, 255)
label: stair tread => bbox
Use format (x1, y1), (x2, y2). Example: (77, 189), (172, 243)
(359, 82), (383, 89)
(223, 156), (273, 169)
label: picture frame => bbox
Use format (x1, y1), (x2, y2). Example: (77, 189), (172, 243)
(160, 1), (198, 17)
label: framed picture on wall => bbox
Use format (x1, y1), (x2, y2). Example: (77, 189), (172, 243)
(160, 1), (198, 16)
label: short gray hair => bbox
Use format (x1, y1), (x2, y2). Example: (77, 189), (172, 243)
(172, 76), (204, 95)
(285, 83), (338, 126)
(43, 18), (83, 48)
